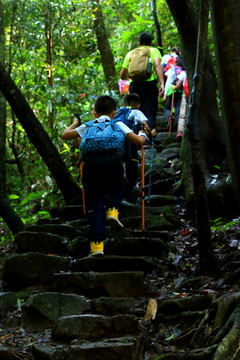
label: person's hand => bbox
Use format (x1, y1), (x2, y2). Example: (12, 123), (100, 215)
(163, 94), (166, 101)
(151, 129), (157, 138)
(172, 85), (176, 91)
(73, 117), (79, 126)
(159, 84), (165, 97)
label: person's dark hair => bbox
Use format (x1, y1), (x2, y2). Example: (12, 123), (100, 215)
(123, 93), (140, 108)
(139, 32), (153, 46)
(94, 95), (117, 114)
(176, 56), (185, 70)
(170, 47), (179, 55)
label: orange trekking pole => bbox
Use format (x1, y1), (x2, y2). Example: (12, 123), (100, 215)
(141, 144), (145, 231)
(168, 92), (175, 137)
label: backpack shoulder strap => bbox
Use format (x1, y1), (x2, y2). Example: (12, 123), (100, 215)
(84, 119), (97, 127)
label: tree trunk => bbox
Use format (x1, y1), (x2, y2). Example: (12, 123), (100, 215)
(166, 0), (227, 209)
(0, 197), (25, 235)
(209, 0), (240, 209)
(187, 0), (216, 275)
(0, 0), (25, 234)
(166, 0), (226, 161)
(92, 0), (117, 90)
(151, 0), (163, 55)
(0, 62), (82, 205)
(44, 6), (54, 129)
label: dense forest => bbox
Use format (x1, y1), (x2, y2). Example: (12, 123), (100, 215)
(0, 0), (240, 358)
(0, 0), (239, 237)
(0, 0), (239, 251)
(0, 0), (179, 238)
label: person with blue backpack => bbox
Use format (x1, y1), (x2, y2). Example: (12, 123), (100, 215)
(114, 93), (154, 202)
(61, 95), (149, 256)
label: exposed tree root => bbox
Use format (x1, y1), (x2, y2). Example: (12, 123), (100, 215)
(213, 291), (240, 328)
(155, 344), (218, 359)
(150, 292), (240, 359)
(224, 268), (240, 285)
(190, 307), (216, 347)
(211, 305), (240, 360)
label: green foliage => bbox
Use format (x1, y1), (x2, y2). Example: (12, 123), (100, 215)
(211, 217), (240, 231)
(2, 0), (184, 234)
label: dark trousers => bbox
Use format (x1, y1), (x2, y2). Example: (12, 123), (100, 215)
(130, 80), (159, 129)
(82, 162), (124, 242)
(123, 141), (139, 201)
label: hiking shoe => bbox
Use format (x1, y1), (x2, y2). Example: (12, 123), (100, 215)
(106, 207), (124, 229)
(89, 241), (104, 256)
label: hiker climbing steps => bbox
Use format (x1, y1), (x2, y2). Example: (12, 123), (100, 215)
(0, 116), (183, 358)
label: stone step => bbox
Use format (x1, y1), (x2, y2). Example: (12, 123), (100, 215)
(74, 255), (156, 273)
(14, 231), (89, 256)
(51, 271), (145, 298)
(52, 314), (139, 340)
(13, 227), (171, 258)
(104, 237), (168, 257)
(14, 231), (69, 255)
(25, 292), (91, 322)
(32, 336), (141, 360)
(2, 252), (71, 290)
(92, 296), (144, 316)
(25, 224), (80, 240)
(25, 292), (143, 320)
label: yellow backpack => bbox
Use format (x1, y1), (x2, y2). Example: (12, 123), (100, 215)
(128, 47), (153, 82)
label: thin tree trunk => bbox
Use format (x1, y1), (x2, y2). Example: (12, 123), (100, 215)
(92, 0), (117, 90)
(44, 6), (54, 129)
(150, 0), (163, 54)
(0, 62), (82, 205)
(0, 0), (24, 234)
(209, 0), (240, 209)
(187, 0), (216, 275)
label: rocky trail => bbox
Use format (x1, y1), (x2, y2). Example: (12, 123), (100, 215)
(0, 114), (239, 360)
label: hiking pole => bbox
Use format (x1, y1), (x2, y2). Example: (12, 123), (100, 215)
(75, 113), (86, 216)
(147, 137), (154, 204)
(168, 92), (175, 137)
(141, 144), (145, 231)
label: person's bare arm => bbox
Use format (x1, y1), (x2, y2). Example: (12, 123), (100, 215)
(61, 118), (80, 140)
(172, 79), (183, 91)
(154, 57), (165, 96)
(126, 132), (147, 146)
(120, 67), (128, 80)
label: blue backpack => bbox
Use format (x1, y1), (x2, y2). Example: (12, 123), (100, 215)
(114, 107), (142, 134)
(80, 119), (125, 165)
(114, 108), (142, 161)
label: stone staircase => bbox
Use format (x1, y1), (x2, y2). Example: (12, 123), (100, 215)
(0, 112), (183, 359)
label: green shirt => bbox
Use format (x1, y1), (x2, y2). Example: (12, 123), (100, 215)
(122, 46), (162, 82)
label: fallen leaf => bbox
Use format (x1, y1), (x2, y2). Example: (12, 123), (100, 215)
(144, 298), (158, 320)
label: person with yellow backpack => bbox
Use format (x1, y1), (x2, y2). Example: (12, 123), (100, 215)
(120, 32), (165, 129)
